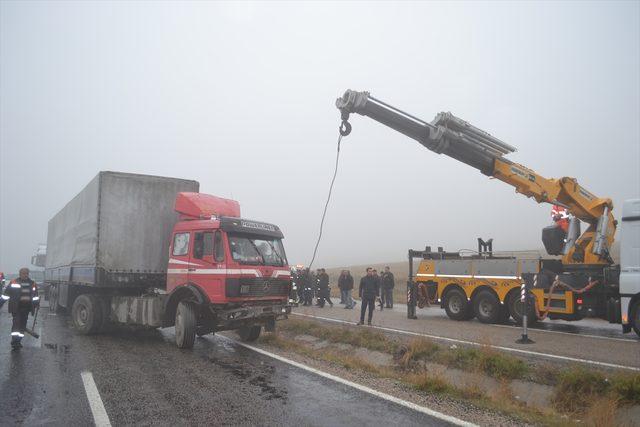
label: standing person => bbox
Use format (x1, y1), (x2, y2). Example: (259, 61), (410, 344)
(339, 270), (355, 309)
(302, 268), (314, 306)
(314, 269), (322, 306)
(317, 268), (333, 308)
(372, 269), (383, 311)
(357, 268), (379, 325)
(381, 266), (395, 308)
(337, 270), (346, 304)
(0, 268), (40, 350)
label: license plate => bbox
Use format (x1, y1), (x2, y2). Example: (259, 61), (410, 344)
(240, 285), (250, 294)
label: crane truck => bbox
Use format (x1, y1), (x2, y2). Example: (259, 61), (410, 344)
(45, 171), (292, 348)
(336, 90), (640, 337)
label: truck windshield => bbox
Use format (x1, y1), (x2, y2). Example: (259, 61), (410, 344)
(228, 235), (287, 266)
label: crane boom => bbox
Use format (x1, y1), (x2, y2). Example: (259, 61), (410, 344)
(336, 90), (616, 266)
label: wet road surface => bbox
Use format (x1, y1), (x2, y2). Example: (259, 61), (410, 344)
(0, 304), (455, 426)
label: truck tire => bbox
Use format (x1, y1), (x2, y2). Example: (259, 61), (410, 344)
(631, 300), (640, 338)
(238, 325), (261, 342)
(71, 294), (104, 334)
(508, 292), (538, 326)
(473, 290), (501, 324)
(443, 288), (471, 321)
(175, 301), (196, 349)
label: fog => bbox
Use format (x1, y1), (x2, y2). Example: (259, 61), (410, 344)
(1, 1), (638, 273)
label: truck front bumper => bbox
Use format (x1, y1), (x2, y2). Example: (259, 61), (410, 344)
(210, 303), (291, 332)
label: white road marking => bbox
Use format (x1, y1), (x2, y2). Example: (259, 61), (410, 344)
(221, 336), (477, 427)
(292, 312), (640, 372)
(356, 301), (636, 343)
(81, 371), (112, 427)
(488, 322), (636, 343)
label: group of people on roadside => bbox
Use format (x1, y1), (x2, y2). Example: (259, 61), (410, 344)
(295, 266), (395, 326)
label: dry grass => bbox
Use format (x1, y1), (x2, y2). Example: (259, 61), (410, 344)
(610, 373), (640, 405)
(269, 318), (639, 424)
(436, 345), (529, 380)
(397, 338), (440, 368)
(583, 397), (618, 427)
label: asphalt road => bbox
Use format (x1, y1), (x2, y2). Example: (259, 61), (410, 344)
(0, 303), (455, 426)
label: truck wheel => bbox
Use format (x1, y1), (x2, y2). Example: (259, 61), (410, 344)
(508, 292), (538, 326)
(443, 288), (471, 321)
(497, 304), (510, 324)
(473, 290), (501, 324)
(631, 300), (640, 338)
(72, 294), (104, 334)
(238, 325), (261, 342)
(175, 301), (196, 349)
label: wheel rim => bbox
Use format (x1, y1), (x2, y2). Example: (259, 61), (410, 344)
(449, 295), (462, 314)
(76, 303), (88, 327)
(512, 299), (524, 317)
(479, 298), (494, 318)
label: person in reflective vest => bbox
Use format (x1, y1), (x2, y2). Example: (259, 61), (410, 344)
(0, 267), (40, 349)
(551, 205), (570, 233)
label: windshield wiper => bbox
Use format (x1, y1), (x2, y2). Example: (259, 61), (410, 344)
(265, 241), (285, 266)
(247, 239), (265, 264)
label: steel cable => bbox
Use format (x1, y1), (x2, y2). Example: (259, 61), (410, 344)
(307, 133), (342, 270)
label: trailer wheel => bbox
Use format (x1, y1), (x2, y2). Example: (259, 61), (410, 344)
(508, 292), (538, 326)
(443, 288), (471, 321)
(473, 290), (501, 324)
(237, 325), (261, 342)
(631, 300), (640, 338)
(175, 301), (196, 349)
(71, 294), (103, 334)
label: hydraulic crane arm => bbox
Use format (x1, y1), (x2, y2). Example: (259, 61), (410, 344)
(336, 90), (616, 265)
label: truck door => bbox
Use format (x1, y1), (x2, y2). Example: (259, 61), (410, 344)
(167, 231), (192, 292)
(190, 230), (226, 301)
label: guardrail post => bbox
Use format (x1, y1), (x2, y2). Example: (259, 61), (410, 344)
(407, 280), (417, 319)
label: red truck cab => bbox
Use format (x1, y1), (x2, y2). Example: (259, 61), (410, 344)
(163, 192), (292, 346)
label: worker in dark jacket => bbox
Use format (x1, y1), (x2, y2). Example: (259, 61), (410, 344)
(317, 269), (333, 308)
(0, 268), (40, 349)
(301, 268), (314, 306)
(381, 266), (395, 308)
(357, 268), (379, 325)
(372, 269), (383, 311)
(338, 270), (355, 309)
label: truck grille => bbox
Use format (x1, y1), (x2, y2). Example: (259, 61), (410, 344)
(225, 277), (290, 298)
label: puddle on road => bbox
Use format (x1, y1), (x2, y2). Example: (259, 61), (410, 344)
(207, 353), (288, 402)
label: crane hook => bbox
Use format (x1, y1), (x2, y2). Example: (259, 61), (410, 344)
(339, 120), (352, 136)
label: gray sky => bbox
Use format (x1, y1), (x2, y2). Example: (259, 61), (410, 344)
(1, 1), (639, 273)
